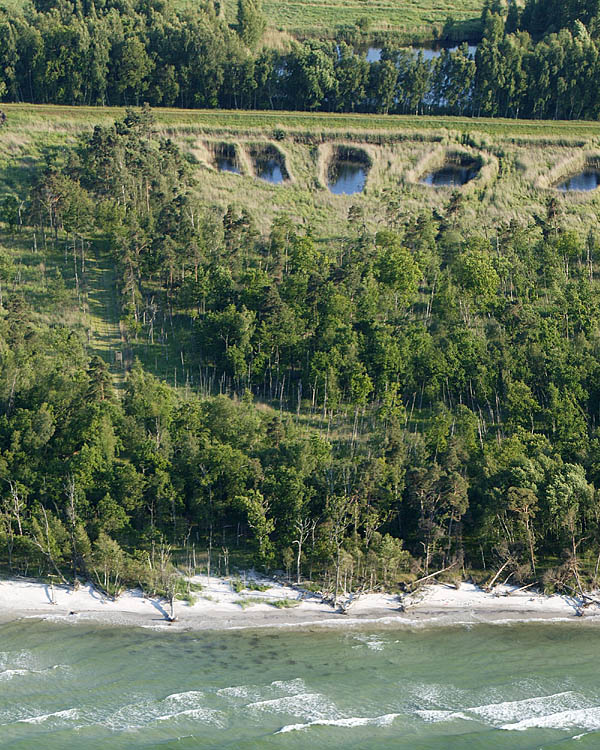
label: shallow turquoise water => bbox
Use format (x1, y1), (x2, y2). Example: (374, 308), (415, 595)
(0, 618), (599, 748)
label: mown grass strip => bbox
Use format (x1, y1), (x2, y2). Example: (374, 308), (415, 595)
(3, 103), (600, 141)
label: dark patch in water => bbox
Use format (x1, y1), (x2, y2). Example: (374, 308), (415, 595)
(422, 164), (479, 187)
(557, 171), (600, 192)
(256, 158), (284, 184)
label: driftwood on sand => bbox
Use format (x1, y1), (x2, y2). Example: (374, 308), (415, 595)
(408, 562), (458, 591)
(484, 561), (511, 592)
(502, 582), (536, 596)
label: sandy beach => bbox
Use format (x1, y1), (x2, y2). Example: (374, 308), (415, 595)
(0, 575), (598, 631)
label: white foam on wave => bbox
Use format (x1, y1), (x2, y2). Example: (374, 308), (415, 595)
(101, 689), (225, 732)
(469, 691), (590, 725)
(227, 615), (413, 631)
(0, 650), (35, 670)
(247, 692), (339, 722)
(501, 706), (600, 732)
(412, 688), (599, 733)
(217, 677), (306, 701)
(270, 678), (307, 695)
(217, 684), (258, 699)
(19, 708), (79, 725)
(0, 647), (69, 683)
(164, 690), (205, 705)
(0, 669), (30, 680)
(406, 681), (470, 709)
(276, 713), (402, 733)
(155, 707), (225, 726)
(352, 634), (385, 651)
(416, 709), (472, 723)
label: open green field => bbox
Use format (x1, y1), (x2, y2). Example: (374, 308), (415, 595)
(0, 0), (485, 40)
(222, 0), (485, 39)
(5, 103), (600, 138)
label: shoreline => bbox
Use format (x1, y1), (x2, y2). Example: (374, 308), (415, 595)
(1, 576), (599, 632)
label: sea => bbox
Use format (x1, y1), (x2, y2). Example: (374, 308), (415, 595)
(0, 618), (598, 748)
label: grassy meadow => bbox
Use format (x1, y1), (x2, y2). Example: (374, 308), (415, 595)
(3, 102), (600, 251)
(220, 0), (486, 39)
(3, 102), (600, 242)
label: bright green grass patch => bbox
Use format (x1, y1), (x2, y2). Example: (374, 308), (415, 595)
(268, 598), (300, 608)
(220, 0), (485, 39)
(4, 104), (600, 140)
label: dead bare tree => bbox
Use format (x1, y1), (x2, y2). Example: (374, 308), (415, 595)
(292, 516), (315, 585)
(30, 505), (68, 585)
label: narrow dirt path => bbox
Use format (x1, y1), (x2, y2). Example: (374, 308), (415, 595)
(83, 246), (126, 389)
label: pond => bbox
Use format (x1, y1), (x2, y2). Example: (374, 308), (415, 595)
(556, 171), (600, 192)
(216, 157), (241, 174)
(366, 47), (382, 62)
(421, 165), (479, 187)
(365, 43), (477, 63)
(328, 161), (367, 194)
(256, 158), (285, 184)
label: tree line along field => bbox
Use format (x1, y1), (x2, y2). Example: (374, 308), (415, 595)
(0, 0), (487, 40)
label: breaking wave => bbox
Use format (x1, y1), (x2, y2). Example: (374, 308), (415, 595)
(277, 713), (401, 733)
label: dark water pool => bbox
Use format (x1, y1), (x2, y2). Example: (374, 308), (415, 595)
(256, 158), (285, 184)
(557, 171), (600, 192)
(365, 44), (477, 63)
(217, 157), (240, 174)
(421, 165), (478, 187)
(328, 162), (367, 194)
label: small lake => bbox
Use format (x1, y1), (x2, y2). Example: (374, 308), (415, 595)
(328, 161), (367, 194)
(366, 43), (477, 63)
(557, 171), (600, 192)
(421, 165), (478, 187)
(217, 157), (240, 174)
(256, 158), (285, 184)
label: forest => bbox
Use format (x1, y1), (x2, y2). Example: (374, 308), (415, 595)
(1, 105), (600, 602)
(0, 0), (600, 119)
